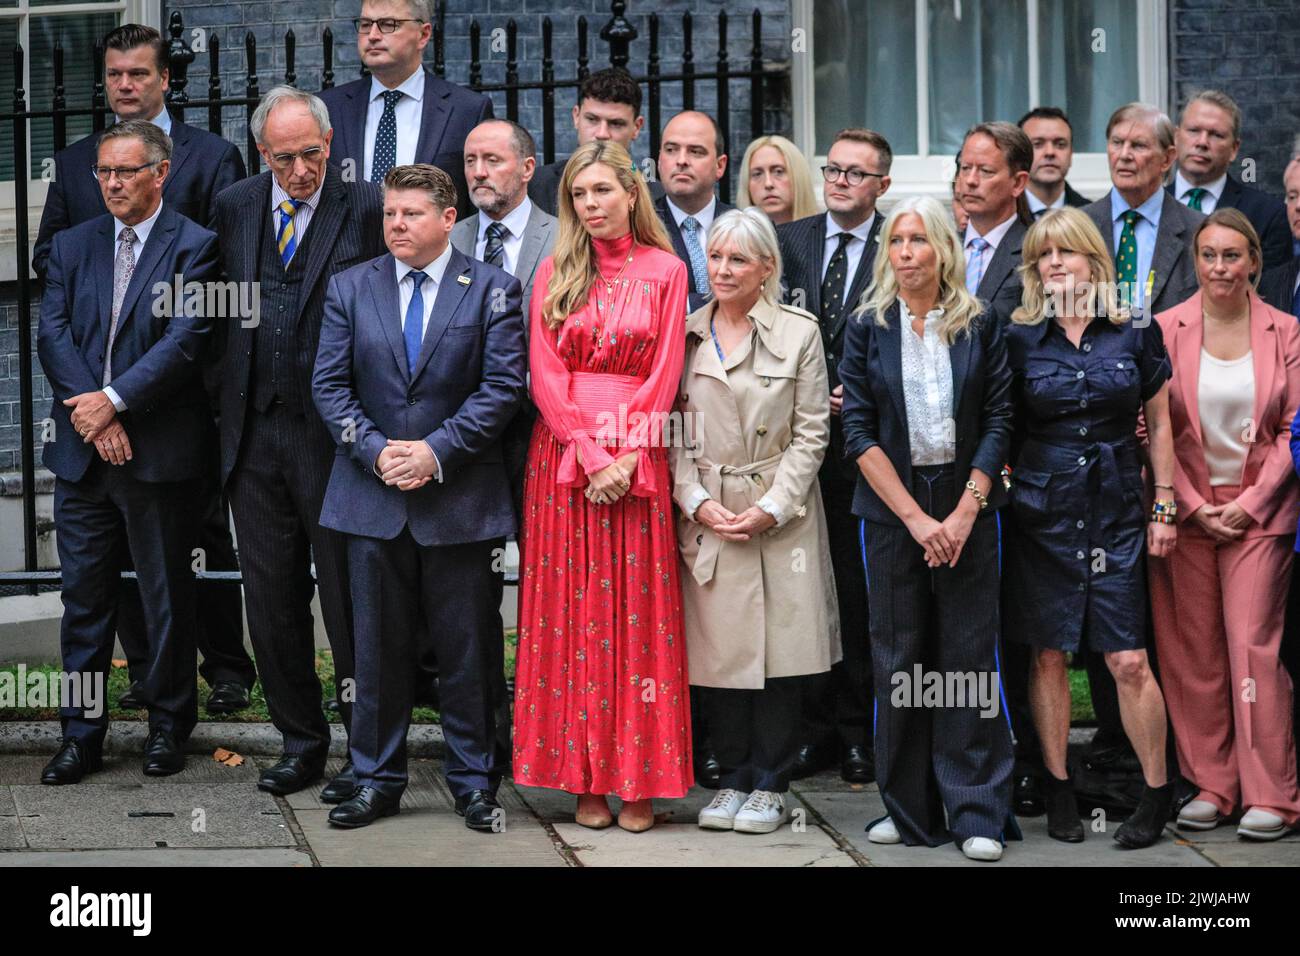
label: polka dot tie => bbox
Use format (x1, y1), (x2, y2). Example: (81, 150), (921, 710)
(1116, 209), (1141, 307)
(370, 89), (404, 184)
(1185, 187), (1207, 212)
(820, 232), (853, 324)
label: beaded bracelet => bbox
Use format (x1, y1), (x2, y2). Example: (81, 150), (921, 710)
(1151, 499), (1177, 524)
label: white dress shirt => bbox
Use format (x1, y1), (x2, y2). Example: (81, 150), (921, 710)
(116, 104), (172, 135)
(899, 299), (955, 467)
(103, 201), (165, 412)
(270, 175), (326, 250)
(822, 211), (876, 285)
(395, 241), (454, 340)
(1174, 169), (1228, 214)
(964, 212), (1018, 262)
(475, 195), (533, 277)
(363, 67), (425, 181)
(1026, 189), (1066, 217)
(665, 195), (718, 236)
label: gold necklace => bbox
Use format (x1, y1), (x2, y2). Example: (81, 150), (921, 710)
(595, 242), (636, 294)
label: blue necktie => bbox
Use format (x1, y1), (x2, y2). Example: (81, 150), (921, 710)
(276, 199), (303, 268)
(404, 271), (427, 375)
(965, 236), (989, 295)
(371, 89), (403, 184)
(681, 216), (710, 298)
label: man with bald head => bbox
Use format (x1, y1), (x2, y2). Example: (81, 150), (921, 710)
(655, 110), (734, 313)
(212, 86), (386, 802)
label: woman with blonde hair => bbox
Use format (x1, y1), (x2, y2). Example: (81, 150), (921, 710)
(1003, 206), (1177, 849)
(512, 140), (693, 833)
(736, 135), (819, 225)
(839, 195), (1017, 861)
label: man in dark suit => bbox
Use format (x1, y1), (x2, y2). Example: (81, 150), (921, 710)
(1018, 107), (1091, 217)
(36, 120), (219, 783)
(212, 87), (386, 801)
(1260, 157), (1300, 318)
(957, 122), (1033, 323)
(654, 111), (733, 314)
(1170, 90), (1291, 271)
(319, 0), (492, 218)
(777, 127), (890, 784)
(313, 164), (525, 830)
(32, 23), (253, 716)
(527, 67), (664, 217)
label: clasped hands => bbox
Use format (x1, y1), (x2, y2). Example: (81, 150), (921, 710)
(695, 499), (777, 542)
(377, 439), (438, 491)
(65, 390), (132, 465)
(1189, 500), (1250, 544)
(905, 499), (978, 568)
(583, 452), (639, 506)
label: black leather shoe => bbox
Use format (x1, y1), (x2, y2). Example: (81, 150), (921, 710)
(455, 789), (502, 831)
(1013, 773), (1045, 816)
(328, 786), (401, 828)
(791, 743), (835, 780)
(117, 682), (145, 710)
(841, 745), (875, 783)
(205, 680), (251, 716)
(257, 753), (326, 795)
(1114, 781), (1175, 849)
(142, 728), (185, 776)
(1042, 773), (1085, 842)
(695, 752), (721, 789)
(318, 761), (357, 804)
(41, 737), (103, 785)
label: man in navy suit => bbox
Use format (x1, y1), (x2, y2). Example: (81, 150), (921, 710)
(1170, 90), (1291, 271)
(36, 120), (220, 783)
(319, 0), (492, 219)
(1260, 156), (1300, 319)
(32, 23), (252, 718)
(313, 164), (525, 830)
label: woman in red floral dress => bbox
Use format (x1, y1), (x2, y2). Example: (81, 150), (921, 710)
(512, 140), (692, 832)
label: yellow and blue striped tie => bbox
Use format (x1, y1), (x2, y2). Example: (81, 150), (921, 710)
(276, 198), (303, 267)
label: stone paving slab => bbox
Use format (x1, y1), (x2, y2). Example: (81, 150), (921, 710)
(0, 788), (23, 849)
(0, 753), (262, 786)
(551, 818), (855, 867)
(0, 848), (312, 866)
(10, 783), (295, 850)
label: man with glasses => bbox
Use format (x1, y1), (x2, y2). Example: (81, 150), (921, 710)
(32, 22), (253, 721)
(777, 127), (892, 785)
(320, 0), (492, 218)
(210, 87), (385, 801)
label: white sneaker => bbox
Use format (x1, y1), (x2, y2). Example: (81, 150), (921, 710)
(733, 790), (790, 834)
(1238, 807), (1288, 841)
(698, 788), (747, 830)
(1177, 799), (1224, 830)
(961, 836), (1003, 861)
(866, 816), (901, 844)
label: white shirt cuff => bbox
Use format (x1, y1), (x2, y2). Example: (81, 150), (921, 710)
(103, 386), (126, 412)
(757, 495), (784, 525)
(684, 487), (712, 520)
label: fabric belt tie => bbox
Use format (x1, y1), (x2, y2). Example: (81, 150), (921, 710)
(690, 451), (785, 586)
(558, 371), (655, 492)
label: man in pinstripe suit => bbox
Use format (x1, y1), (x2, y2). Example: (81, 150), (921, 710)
(211, 87), (385, 801)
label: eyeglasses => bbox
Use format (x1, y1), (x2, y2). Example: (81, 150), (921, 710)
(266, 146), (326, 169)
(354, 17), (425, 34)
(821, 164), (885, 187)
(91, 161), (160, 182)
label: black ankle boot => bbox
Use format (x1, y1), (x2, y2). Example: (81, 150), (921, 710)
(1042, 773), (1084, 843)
(1113, 781), (1174, 849)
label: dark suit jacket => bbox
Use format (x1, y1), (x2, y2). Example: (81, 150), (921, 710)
(528, 156), (665, 218)
(1260, 256), (1300, 317)
(210, 166), (386, 486)
(32, 119), (245, 279)
(839, 302), (1013, 525)
(1084, 190), (1203, 321)
(312, 248), (526, 547)
(777, 211), (883, 481)
(37, 205), (220, 484)
(973, 217), (1029, 326)
(1064, 182), (1090, 208)
(319, 66), (493, 219)
(654, 193), (736, 314)
(1167, 174), (1291, 271)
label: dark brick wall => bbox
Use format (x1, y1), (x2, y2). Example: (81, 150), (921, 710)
(0, 287), (47, 475)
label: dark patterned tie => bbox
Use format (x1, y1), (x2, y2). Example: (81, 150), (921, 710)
(104, 226), (136, 386)
(1185, 187), (1207, 212)
(820, 232), (853, 324)
(483, 221), (507, 268)
(1116, 209), (1141, 308)
(370, 89), (403, 184)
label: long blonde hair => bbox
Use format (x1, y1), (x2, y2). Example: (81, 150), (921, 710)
(736, 135), (820, 222)
(856, 195), (983, 345)
(1012, 207), (1127, 325)
(543, 141), (674, 329)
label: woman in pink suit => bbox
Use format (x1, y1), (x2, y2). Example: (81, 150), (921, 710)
(512, 140), (692, 832)
(1151, 208), (1300, 841)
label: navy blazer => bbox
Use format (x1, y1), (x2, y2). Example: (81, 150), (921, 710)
(839, 302), (1013, 525)
(974, 217), (1030, 326)
(32, 119), (245, 279)
(528, 156), (665, 218)
(37, 205), (220, 484)
(1168, 174), (1292, 271)
(654, 193), (736, 314)
(319, 67), (493, 219)
(1260, 256), (1300, 318)
(312, 248), (526, 547)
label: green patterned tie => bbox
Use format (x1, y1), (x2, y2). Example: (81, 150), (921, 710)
(1116, 209), (1140, 308)
(1186, 187), (1207, 212)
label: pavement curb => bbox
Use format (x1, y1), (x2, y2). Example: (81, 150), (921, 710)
(0, 720), (446, 758)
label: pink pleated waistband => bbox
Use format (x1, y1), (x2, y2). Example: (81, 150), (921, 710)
(568, 371), (644, 435)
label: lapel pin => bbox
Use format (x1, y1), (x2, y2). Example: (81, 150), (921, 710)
(457, 274), (472, 286)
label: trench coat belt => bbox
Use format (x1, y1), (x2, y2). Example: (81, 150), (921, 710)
(691, 451), (786, 586)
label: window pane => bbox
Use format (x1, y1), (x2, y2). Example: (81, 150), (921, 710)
(29, 13), (121, 178)
(813, 0), (918, 155)
(0, 20), (17, 180)
(1037, 0), (1139, 153)
(928, 0), (1029, 157)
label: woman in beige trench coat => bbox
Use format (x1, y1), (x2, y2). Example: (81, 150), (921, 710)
(671, 208), (841, 834)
